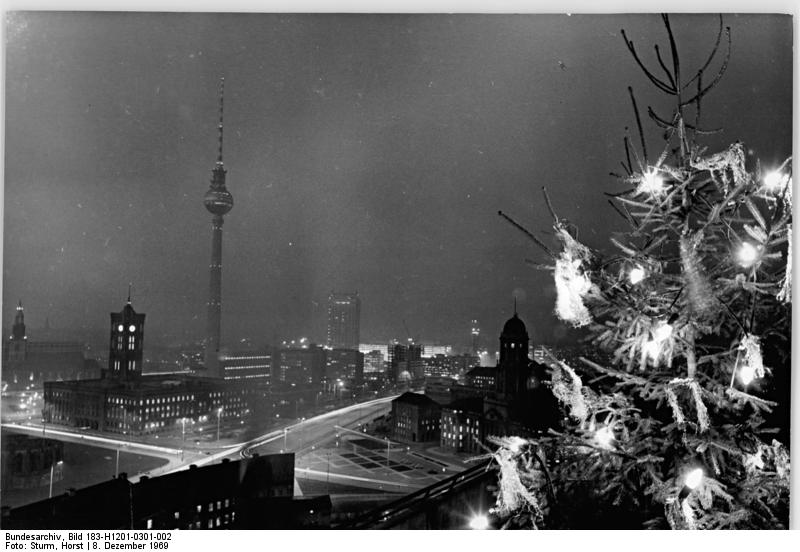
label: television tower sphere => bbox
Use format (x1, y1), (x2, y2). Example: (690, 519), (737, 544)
(204, 183), (234, 216)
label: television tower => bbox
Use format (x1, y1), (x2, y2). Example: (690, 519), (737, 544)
(203, 78), (234, 377)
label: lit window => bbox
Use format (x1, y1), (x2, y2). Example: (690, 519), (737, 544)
(146, 519), (153, 529)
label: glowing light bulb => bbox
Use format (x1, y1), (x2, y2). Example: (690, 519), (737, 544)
(595, 426), (614, 449)
(638, 169), (665, 195)
(652, 323), (673, 343)
(739, 364), (756, 386)
(763, 170), (789, 193)
(629, 265), (646, 284)
(507, 436), (527, 454)
(644, 340), (660, 362)
(469, 514), (490, 530)
(737, 242), (761, 268)
(684, 467), (704, 490)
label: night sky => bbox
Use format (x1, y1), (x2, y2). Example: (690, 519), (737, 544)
(2, 13), (792, 349)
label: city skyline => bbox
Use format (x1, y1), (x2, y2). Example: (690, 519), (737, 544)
(3, 13), (792, 349)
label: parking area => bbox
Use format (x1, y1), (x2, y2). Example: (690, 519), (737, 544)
(295, 434), (465, 489)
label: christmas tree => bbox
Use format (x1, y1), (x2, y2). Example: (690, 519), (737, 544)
(495, 14), (791, 530)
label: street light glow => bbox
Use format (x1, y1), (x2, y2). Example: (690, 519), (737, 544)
(469, 514), (490, 530)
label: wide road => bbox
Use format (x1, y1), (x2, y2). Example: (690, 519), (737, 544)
(1, 395), (397, 486)
(132, 394), (396, 481)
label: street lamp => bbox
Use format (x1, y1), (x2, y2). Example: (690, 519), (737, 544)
(216, 408), (223, 443)
(49, 460), (63, 498)
(284, 427), (288, 450)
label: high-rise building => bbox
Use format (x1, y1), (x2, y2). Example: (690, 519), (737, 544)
(388, 342), (423, 382)
(470, 319), (480, 354)
(203, 79), (234, 378)
(326, 292), (360, 350)
(363, 350), (385, 381)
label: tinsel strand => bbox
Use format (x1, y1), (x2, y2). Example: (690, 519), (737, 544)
(680, 233), (715, 316)
(553, 227), (593, 327)
(777, 223), (791, 303)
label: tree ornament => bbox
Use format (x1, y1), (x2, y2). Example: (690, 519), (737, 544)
(738, 334), (765, 385)
(551, 361), (587, 421)
(553, 227), (593, 327)
(690, 142), (747, 194)
(667, 378), (709, 432)
(489, 437), (543, 523)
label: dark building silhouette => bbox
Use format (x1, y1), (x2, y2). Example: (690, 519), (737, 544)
(324, 348), (364, 385)
(276, 346), (326, 386)
(390, 392), (441, 443)
(326, 292), (360, 350)
(2, 302), (99, 390)
(2, 453), (331, 529)
(388, 342), (423, 383)
(0, 434), (64, 492)
(203, 79), (234, 378)
(440, 312), (560, 453)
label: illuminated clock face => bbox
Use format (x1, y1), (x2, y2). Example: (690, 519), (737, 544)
(129, 325), (136, 332)
(117, 325), (124, 332)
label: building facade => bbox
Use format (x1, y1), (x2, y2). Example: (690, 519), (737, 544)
(438, 313), (561, 453)
(440, 398), (484, 454)
(388, 342), (423, 382)
(3, 453), (331, 530)
(324, 348), (364, 385)
(220, 349), (273, 383)
(390, 392), (441, 443)
(43, 300), (268, 435)
(326, 292), (360, 350)
(276, 346), (326, 386)
(2, 303), (99, 390)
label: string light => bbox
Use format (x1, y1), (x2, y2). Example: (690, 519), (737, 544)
(643, 340), (660, 362)
(629, 265), (646, 284)
(684, 467), (704, 490)
(638, 169), (665, 195)
(653, 322), (673, 342)
(737, 242), (761, 268)
(763, 170), (789, 193)
(738, 363), (756, 386)
(595, 426), (614, 449)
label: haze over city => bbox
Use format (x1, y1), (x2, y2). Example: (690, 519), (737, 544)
(3, 13), (792, 348)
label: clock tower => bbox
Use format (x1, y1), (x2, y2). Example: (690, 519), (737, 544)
(107, 292), (145, 381)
